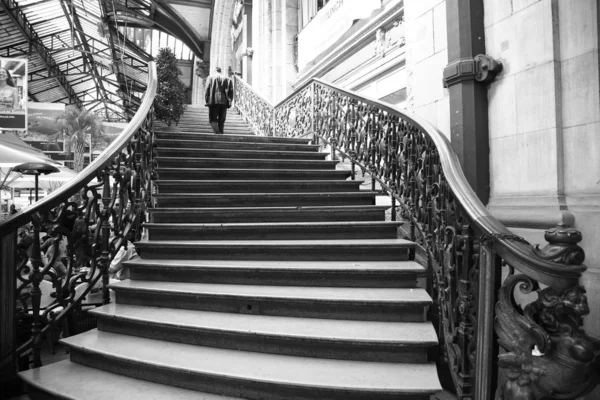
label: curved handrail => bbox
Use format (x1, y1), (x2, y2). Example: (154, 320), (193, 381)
(232, 73), (595, 400)
(309, 78), (585, 289)
(0, 61), (157, 234)
(0, 61), (157, 370)
(233, 74), (585, 290)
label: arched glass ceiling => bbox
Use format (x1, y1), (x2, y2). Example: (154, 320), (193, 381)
(120, 27), (195, 61)
(0, 0), (208, 122)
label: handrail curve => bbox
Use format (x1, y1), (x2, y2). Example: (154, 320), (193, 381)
(233, 74), (598, 400)
(236, 75), (586, 289)
(0, 61), (157, 371)
(0, 62), (157, 234)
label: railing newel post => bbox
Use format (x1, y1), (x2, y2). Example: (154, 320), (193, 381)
(475, 244), (501, 399)
(30, 214), (44, 368)
(100, 169), (111, 305)
(391, 125), (398, 221)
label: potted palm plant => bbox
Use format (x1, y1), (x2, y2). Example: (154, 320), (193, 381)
(55, 106), (104, 172)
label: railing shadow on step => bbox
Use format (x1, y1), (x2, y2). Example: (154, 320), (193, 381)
(233, 76), (600, 400)
(0, 62), (157, 384)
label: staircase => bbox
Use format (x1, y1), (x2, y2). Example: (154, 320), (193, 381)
(19, 106), (443, 399)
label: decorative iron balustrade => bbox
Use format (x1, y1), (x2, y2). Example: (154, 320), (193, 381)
(0, 62), (157, 382)
(232, 76), (600, 400)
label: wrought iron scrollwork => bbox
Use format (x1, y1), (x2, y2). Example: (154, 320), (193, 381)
(495, 273), (600, 400)
(1, 62), (157, 372)
(232, 76), (598, 399)
(233, 77), (274, 136)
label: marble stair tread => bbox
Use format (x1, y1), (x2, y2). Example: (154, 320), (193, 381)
(153, 191), (378, 198)
(19, 360), (240, 400)
(134, 238), (415, 254)
(124, 259), (424, 272)
(143, 221), (402, 228)
(155, 139), (320, 151)
(148, 205), (390, 213)
(136, 238), (413, 245)
(155, 147), (328, 157)
(156, 167), (351, 174)
(61, 330), (442, 393)
(91, 303), (438, 345)
(109, 280), (431, 304)
(153, 132), (311, 144)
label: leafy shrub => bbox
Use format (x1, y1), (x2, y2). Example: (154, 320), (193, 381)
(154, 48), (188, 126)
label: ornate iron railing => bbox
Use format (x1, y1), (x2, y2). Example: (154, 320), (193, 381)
(0, 62), (157, 381)
(233, 76), (600, 400)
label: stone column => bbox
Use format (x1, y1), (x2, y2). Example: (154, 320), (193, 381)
(209, 0), (236, 72)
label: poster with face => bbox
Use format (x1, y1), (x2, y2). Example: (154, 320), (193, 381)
(0, 57), (27, 130)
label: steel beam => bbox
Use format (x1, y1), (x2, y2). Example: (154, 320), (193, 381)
(60, 0), (111, 119)
(0, 0), (83, 107)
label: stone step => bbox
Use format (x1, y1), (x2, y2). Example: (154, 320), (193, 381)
(157, 125), (252, 132)
(156, 128), (253, 135)
(154, 132), (310, 144)
(19, 360), (239, 400)
(144, 221), (401, 241)
(153, 192), (377, 207)
(134, 238), (414, 261)
(125, 259), (425, 288)
(149, 205), (389, 223)
(91, 304), (437, 362)
(155, 139), (319, 152)
(155, 180), (363, 194)
(156, 156), (338, 169)
(61, 330), (441, 399)
(156, 168), (352, 181)
(156, 147), (329, 159)
(109, 280), (429, 321)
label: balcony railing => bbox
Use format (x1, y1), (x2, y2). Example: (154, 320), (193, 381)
(0, 62), (157, 387)
(233, 75), (600, 400)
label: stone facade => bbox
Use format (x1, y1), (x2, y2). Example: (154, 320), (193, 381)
(211, 0), (600, 375)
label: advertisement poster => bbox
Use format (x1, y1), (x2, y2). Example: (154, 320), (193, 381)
(23, 102), (66, 142)
(0, 57), (27, 130)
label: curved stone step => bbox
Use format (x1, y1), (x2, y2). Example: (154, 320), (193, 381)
(155, 139), (319, 152)
(154, 132), (311, 144)
(156, 168), (352, 181)
(156, 156), (338, 169)
(125, 259), (424, 287)
(149, 205), (388, 223)
(157, 147), (329, 160)
(134, 238), (414, 261)
(144, 221), (401, 240)
(109, 280), (428, 321)
(19, 360), (238, 400)
(155, 180), (363, 194)
(153, 192), (377, 207)
(91, 303), (437, 362)
(61, 330), (441, 399)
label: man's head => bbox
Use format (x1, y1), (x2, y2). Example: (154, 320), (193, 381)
(215, 67), (222, 73)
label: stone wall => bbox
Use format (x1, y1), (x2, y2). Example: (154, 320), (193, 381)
(483, 0), (600, 345)
(404, 0), (449, 137)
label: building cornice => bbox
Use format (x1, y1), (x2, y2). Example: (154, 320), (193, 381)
(294, 0), (403, 88)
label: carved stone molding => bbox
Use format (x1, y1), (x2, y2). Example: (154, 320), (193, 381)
(495, 275), (600, 400)
(533, 223), (585, 266)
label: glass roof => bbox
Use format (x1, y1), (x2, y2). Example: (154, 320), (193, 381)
(0, 0), (156, 121)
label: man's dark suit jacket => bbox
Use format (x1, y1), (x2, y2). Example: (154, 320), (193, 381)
(205, 73), (233, 106)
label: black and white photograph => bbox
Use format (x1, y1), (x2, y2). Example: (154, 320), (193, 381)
(1, 1), (599, 400)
